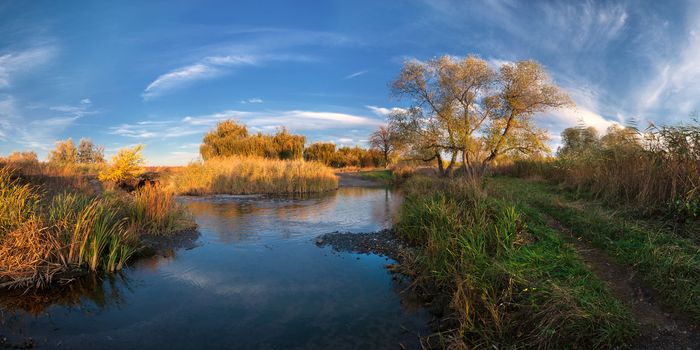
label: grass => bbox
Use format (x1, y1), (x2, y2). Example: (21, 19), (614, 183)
(358, 169), (394, 185)
(396, 176), (635, 348)
(0, 167), (195, 289)
(498, 122), (700, 222)
(490, 176), (700, 321)
(165, 156), (338, 195)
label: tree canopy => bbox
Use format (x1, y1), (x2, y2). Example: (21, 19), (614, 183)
(200, 120), (305, 160)
(390, 55), (572, 176)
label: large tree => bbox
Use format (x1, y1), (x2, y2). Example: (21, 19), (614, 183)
(391, 55), (572, 177)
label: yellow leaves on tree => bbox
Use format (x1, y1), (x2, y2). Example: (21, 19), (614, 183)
(98, 145), (145, 184)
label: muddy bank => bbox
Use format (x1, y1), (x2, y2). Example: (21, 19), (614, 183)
(315, 229), (411, 262)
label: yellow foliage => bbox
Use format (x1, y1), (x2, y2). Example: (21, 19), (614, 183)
(98, 145), (145, 184)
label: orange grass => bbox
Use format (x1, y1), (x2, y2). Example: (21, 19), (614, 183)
(166, 156), (339, 195)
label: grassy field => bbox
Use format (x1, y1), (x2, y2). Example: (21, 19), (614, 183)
(395, 176), (635, 348)
(489, 176), (700, 321)
(165, 156), (338, 195)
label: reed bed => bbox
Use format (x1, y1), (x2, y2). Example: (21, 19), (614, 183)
(166, 156), (338, 195)
(0, 167), (194, 289)
(396, 176), (634, 348)
(498, 122), (700, 221)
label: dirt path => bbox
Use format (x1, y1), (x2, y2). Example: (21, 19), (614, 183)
(544, 215), (700, 350)
(336, 172), (387, 188)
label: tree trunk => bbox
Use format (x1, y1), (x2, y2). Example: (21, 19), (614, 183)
(436, 152), (445, 175)
(444, 151), (457, 177)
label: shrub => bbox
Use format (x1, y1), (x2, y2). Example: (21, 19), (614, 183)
(98, 145), (145, 185)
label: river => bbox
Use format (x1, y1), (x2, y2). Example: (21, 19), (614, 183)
(0, 187), (429, 349)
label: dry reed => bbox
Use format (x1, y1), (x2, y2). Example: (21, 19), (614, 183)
(166, 156), (338, 195)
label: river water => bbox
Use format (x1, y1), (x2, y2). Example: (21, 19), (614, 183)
(1, 187), (429, 349)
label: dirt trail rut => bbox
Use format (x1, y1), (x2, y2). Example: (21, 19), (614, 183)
(544, 216), (699, 349)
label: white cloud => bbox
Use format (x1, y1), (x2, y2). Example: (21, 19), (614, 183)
(143, 53), (315, 100)
(366, 105), (407, 117)
(240, 98), (263, 104)
(0, 45), (55, 88)
(637, 17), (700, 117)
(143, 64), (222, 100)
(344, 70), (367, 79)
(0, 95), (86, 151)
(109, 109), (383, 139)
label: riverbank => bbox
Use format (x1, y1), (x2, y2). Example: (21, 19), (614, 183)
(336, 169), (393, 188)
(0, 168), (196, 290)
(320, 175), (700, 349)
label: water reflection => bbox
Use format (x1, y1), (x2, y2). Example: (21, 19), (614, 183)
(184, 187), (402, 244)
(0, 273), (132, 316)
(0, 187), (426, 350)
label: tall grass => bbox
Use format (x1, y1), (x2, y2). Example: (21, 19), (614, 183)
(130, 183), (193, 234)
(166, 156), (338, 195)
(0, 170), (39, 236)
(0, 167), (194, 289)
(396, 176), (635, 348)
(499, 122), (700, 221)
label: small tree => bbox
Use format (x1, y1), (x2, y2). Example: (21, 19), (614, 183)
(77, 138), (105, 164)
(369, 126), (397, 167)
(99, 145), (145, 185)
(48, 138), (78, 165)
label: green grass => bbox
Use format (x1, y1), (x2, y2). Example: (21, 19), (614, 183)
(490, 176), (700, 321)
(358, 169), (393, 184)
(396, 176), (635, 348)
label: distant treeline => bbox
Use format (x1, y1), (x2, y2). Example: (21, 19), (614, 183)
(200, 120), (386, 168)
(303, 143), (385, 168)
(201, 120), (305, 160)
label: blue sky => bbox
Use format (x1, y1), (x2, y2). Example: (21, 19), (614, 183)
(1, 0), (698, 165)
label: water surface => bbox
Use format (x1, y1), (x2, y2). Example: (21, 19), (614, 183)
(1, 187), (429, 349)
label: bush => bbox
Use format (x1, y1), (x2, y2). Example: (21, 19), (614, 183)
(98, 145), (145, 186)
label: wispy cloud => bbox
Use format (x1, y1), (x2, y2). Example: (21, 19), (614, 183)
(0, 95), (98, 151)
(143, 63), (231, 100)
(143, 53), (314, 100)
(344, 70), (367, 79)
(0, 45), (55, 88)
(109, 109), (383, 139)
(49, 98), (97, 118)
(366, 105), (407, 117)
(240, 98), (263, 104)
(637, 16), (700, 117)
